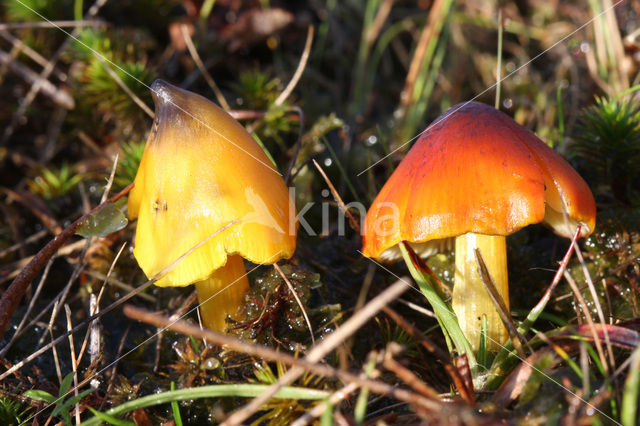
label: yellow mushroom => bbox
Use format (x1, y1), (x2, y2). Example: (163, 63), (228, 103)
(128, 79), (297, 332)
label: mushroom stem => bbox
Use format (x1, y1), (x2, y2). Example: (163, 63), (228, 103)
(452, 233), (509, 352)
(195, 255), (249, 332)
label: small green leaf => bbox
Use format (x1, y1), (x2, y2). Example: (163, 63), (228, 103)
(54, 388), (96, 416)
(23, 390), (57, 404)
(59, 372), (75, 399)
(77, 203), (128, 238)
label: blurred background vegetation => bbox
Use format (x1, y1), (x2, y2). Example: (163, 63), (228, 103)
(0, 0), (639, 424)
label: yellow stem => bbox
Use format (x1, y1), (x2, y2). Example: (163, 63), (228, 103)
(452, 233), (509, 351)
(195, 254), (249, 332)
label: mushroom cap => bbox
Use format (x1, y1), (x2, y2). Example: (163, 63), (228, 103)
(362, 101), (596, 260)
(128, 80), (297, 286)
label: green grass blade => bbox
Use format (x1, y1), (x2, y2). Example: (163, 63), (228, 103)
(622, 346), (640, 426)
(354, 355), (376, 425)
(399, 243), (476, 369)
(170, 382), (183, 426)
(80, 384), (329, 426)
(320, 397), (333, 426)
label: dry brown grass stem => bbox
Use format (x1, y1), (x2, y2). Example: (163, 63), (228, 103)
(64, 305), (81, 424)
(0, 20), (104, 30)
(475, 249), (528, 358)
(573, 244), (616, 371)
(0, 257), (54, 356)
(75, 243), (128, 369)
(1, 0), (109, 143)
(0, 50), (73, 108)
(84, 270), (155, 302)
(0, 217), (239, 381)
(180, 23), (231, 111)
(274, 25), (314, 107)
(220, 277), (413, 424)
(383, 342), (441, 400)
(563, 270), (610, 376)
(92, 52), (154, 118)
(396, 0), (448, 120)
(383, 306), (474, 405)
(274, 263), (316, 346)
(0, 182), (133, 342)
(291, 382), (360, 426)
(312, 159), (360, 233)
(155, 290), (198, 372)
(123, 291), (452, 422)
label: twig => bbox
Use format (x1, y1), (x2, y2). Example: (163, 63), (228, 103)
(0, 20), (104, 30)
(518, 226), (582, 334)
(274, 263), (315, 346)
(383, 306), (474, 405)
(1, 187), (62, 235)
(49, 301), (63, 386)
(494, 9), (503, 109)
(100, 154), (119, 204)
(84, 270), (155, 302)
(474, 248), (528, 359)
(35, 254), (89, 348)
(396, 298), (436, 318)
(395, 0), (448, 121)
(284, 106), (305, 185)
(573, 243), (616, 371)
(0, 183), (133, 343)
(312, 159), (360, 233)
(274, 25), (314, 106)
(154, 290), (198, 373)
(180, 24), (230, 111)
(77, 131), (110, 159)
(1, 0), (109, 143)
(0, 49), (74, 109)
(0, 228), (48, 259)
(122, 297), (448, 416)
(64, 305), (81, 425)
(221, 277), (411, 425)
(383, 342), (441, 400)
(91, 52), (154, 118)
(103, 323), (131, 406)
(0, 257), (54, 356)
(0, 218), (240, 381)
(563, 270), (610, 376)
(0, 30), (67, 82)
(76, 243), (128, 368)
(291, 382), (360, 426)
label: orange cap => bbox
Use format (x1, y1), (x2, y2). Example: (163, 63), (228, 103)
(128, 80), (297, 286)
(362, 101), (595, 260)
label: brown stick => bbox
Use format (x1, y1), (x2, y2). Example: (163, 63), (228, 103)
(312, 159), (360, 233)
(0, 183), (133, 341)
(383, 343), (441, 400)
(122, 304), (446, 414)
(382, 306), (474, 405)
(221, 277), (413, 425)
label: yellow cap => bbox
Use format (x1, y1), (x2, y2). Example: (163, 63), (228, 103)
(128, 80), (297, 286)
